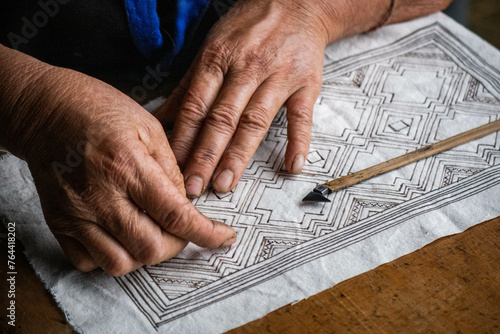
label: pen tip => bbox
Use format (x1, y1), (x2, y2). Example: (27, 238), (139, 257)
(302, 192), (331, 203)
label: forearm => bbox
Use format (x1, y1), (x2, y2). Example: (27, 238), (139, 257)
(0, 44), (55, 159)
(307, 0), (453, 45)
(0, 45), (93, 165)
(388, 0), (453, 25)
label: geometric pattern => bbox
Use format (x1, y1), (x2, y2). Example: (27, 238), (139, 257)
(116, 23), (500, 328)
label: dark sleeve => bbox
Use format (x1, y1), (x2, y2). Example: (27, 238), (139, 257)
(0, 0), (147, 83)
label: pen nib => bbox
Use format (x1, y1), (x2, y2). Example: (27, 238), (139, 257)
(302, 191), (331, 203)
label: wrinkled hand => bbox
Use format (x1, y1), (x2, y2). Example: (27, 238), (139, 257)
(21, 66), (236, 276)
(155, 0), (332, 197)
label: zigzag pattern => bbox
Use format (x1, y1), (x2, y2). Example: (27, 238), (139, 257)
(116, 23), (500, 328)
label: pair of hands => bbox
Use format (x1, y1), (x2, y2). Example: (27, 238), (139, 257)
(19, 0), (331, 276)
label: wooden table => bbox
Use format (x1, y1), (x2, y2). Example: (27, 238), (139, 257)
(1, 216), (499, 333)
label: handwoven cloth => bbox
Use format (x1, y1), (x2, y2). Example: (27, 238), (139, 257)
(1, 13), (499, 333)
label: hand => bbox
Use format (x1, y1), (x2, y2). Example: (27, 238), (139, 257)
(154, 0), (332, 197)
(1, 49), (236, 276)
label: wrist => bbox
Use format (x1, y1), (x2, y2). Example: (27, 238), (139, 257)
(301, 0), (395, 44)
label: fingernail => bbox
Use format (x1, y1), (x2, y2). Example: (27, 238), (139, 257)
(291, 154), (305, 174)
(221, 237), (237, 247)
(185, 175), (204, 197)
(214, 169), (234, 192)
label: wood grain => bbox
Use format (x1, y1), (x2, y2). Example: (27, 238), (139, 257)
(0, 225), (74, 334)
(229, 216), (500, 334)
(1, 217), (499, 333)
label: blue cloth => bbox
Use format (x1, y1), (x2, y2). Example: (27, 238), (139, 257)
(174, 0), (211, 53)
(124, 0), (164, 58)
(124, 0), (210, 60)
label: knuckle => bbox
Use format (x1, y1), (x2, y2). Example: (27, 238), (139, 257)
(147, 118), (166, 137)
(137, 240), (164, 265)
(59, 219), (95, 240)
(287, 109), (312, 148)
(287, 56), (309, 75)
(67, 225), (133, 277)
(170, 139), (192, 167)
(168, 165), (185, 189)
(48, 217), (79, 236)
(243, 47), (276, 72)
(311, 71), (323, 86)
(92, 196), (126, 230)
(222, 148), (249, 167)
(105, 265), (130, 277)
(300, 67), (317, 83)
(194, 227), (216, 248)
(103, 255), (133, 277)
(113, 212), (164, 265)
(199, 42), (231, 75)
(115, 216), (136, 239)
(190, 147), (220, 167)
(287, 108), (313, 124)
(71, 256), (96, 272)
(93, 148), (136, 184)
(228, 53), (271, 85)
(80, 186), (112, 210)
(205, 103), (241, 132)
(239, 107), (270, 132)
(138, 118), (165, 144)
(283, 59), (319, 87)
(227, 70), (260, 87)
(161, 201), (198, 237)
(179, 91), (210, 125)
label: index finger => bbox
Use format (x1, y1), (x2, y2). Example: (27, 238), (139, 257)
(127, 152), (237, 248)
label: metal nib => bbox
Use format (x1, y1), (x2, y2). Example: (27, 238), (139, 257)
(302, 191), (331, 202)
(302, 185), (331, 203)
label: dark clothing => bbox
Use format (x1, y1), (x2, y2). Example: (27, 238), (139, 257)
(1, 0), (146, 82)
(0, 0), (234, 86)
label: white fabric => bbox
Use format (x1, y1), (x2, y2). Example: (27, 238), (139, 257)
(1, 13), (499, 333)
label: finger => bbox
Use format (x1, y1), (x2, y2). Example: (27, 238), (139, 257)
(56, 235), (98, 272)
(153, 70), (192, 128)
(210, 79), (289, 193)
(97, 193), (188, 265)
(152, 140), (185, 192)
(127, 154), (237, 249)
(181, 70), (263, 197)
(284, 86), (318, 174)
(70, 222), (142, 277)
(139, 118), (185, 192)
(169, 53), (227, 168)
